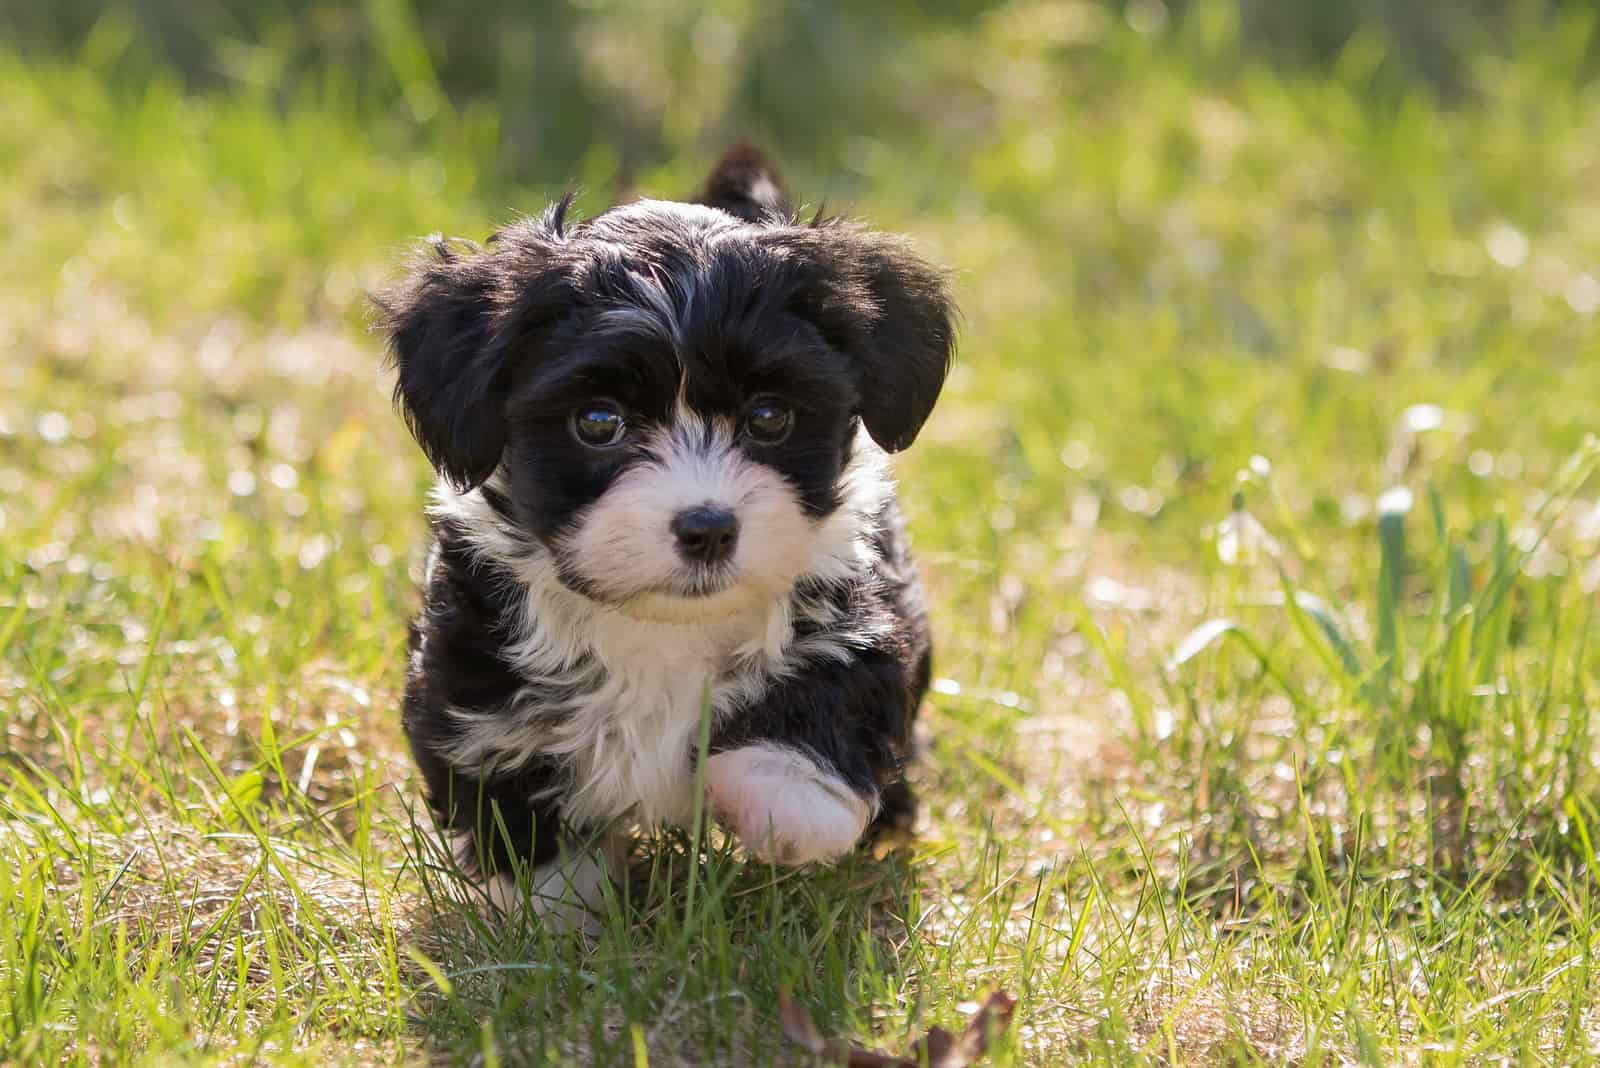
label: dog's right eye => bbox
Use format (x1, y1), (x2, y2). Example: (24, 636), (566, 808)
(572, 404), (627, 448)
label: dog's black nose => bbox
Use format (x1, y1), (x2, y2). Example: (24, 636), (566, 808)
(671, 507), (740, 564)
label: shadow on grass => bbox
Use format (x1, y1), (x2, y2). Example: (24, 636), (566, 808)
(401, 821), (922, 1065)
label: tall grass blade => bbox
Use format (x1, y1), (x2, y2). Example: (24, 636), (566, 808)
(1375, 485), (1412, 704)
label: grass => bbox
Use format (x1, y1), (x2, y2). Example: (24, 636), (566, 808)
(5, 2), (1600, 1063)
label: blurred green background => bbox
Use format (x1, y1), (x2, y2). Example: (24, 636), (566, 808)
(8, 0), (1597, 191)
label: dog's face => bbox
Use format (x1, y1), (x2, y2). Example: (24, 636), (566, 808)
(379, 152), (954, 621)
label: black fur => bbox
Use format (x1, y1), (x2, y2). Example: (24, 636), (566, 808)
(709, 501), (931, 795)
(402, 524), (569, 875)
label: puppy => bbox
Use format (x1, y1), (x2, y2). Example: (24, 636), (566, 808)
(378, 147), (955, 924)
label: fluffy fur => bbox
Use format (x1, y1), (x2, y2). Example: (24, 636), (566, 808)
(379, 147), (955, 924)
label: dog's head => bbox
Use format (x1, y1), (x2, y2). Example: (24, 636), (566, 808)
(378, 148), (955, 621)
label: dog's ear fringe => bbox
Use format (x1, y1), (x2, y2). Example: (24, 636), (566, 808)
(762, 224), (958, 453)
(547, 192), (577, 239)
(372, 250), (501, 490)
(853, 235), (958, 452)
(372, 208), (587, 491)
(424, 233), (482, 262)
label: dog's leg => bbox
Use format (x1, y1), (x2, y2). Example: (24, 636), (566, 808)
(868, 776), (919, 838)
(706, 648), (915, 865)
(481, 832), (626, 934)
(703, 744), (877, 864)
(421, 760), (619, 931)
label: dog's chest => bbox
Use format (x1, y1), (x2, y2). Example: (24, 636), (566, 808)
(509, 610), (778, 829)
(557, 666), (714, 828)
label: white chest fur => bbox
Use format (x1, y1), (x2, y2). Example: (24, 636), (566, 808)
(508, 603), (779, 829)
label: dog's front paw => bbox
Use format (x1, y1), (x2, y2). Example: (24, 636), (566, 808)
(703, 745), (875, 865)
(477, 836), (624, 936)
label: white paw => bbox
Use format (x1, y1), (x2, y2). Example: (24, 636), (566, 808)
(481, 838), (622, 935)
(703, 745), (875, 865)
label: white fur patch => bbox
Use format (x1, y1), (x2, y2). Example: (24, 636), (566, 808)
(429, 429), (896, 835)
(748, 175), (783, 213)
(482, 836), (623, 934)
(704, 744), (876, 865)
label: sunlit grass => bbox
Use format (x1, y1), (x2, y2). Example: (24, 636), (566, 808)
(4, 3), (1600, 1063)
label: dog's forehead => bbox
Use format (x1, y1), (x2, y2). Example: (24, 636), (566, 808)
(561, 201), (842, 408)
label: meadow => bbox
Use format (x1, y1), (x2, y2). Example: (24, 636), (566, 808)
(4, 2), (1600, 1063)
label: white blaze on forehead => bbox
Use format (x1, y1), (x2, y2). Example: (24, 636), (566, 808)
(561, 407), (814, 611)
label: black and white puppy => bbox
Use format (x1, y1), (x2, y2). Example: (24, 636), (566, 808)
(379, 147), (955, 924)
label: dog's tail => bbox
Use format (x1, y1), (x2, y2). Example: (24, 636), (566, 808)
(697, 143), (793, 224)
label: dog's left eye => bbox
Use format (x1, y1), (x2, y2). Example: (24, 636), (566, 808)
(742, 400), (794, 445)
(572, 404), (627, 448)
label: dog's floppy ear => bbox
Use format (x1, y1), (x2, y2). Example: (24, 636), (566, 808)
(698, 144), (793, 223)
(779, 225), (957, 453)
(844, 235), (956, 452)
(375, 203), (576, 489)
